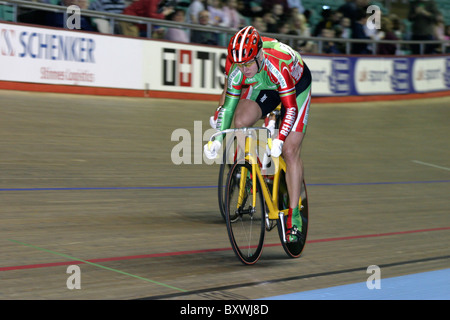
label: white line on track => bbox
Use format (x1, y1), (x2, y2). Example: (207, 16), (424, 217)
(412, 160), (450, 172)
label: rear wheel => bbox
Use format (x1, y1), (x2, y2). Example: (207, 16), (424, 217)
(225, 160), (265, 265)
(277, 172), (309, 258)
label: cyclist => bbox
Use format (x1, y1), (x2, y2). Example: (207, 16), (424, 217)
(209, 36), (277, 133)
(204, 26), (312, 243)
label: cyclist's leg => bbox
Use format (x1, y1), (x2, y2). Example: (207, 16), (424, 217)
(234, 87), (280, 128)
(283, 76), (312, 240)
(283, 131), (305, 210)
(233, 99), (262, 128)
(283, 85), (311, 209)
(282, 130), (305, 242)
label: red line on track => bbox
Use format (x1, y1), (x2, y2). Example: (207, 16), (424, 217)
(2, 227), (449, 272)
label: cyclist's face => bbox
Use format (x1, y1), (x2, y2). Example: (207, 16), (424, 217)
(237, 59), (258, 78)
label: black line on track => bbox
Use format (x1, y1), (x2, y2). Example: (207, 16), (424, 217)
(136, 254), (450, 300)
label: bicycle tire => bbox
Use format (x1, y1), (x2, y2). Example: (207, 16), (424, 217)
(225, 160), (265, 265)
(218, 135), (244, 221)
(218, 161), (231, 221)
(277, 172), (309, 258)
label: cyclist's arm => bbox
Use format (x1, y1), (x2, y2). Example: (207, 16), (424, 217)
(218, 80), (227, 107)
(217, 88), (240, 131)
(278, 92), (298, 141)
(218, 55), (233, 108)
(276, 64), (299, 142)
(217, 66), (243, 131)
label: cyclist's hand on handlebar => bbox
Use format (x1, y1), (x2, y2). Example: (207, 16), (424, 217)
(204, 140), (221, 159)
(263, 118), (276, 137)
(270, 139), (283, 158)
(209, 106), (223, 129)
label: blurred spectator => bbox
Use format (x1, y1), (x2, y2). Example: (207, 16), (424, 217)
(164, 8), (189, 43)
(186, 0), (205, 24)
(190, 10), (219, 45)
(262, 11), (277, 33)
(339, 16), (352, 39)
(287, 0), (304, 14)
(78, 0), (89, 9)
(389, 14), (405, 40)
(90, 0), (126, 13)
(351, 8), (370, 54)
(321, 28), (341, 54)
(251, 16), (267, 33)
(313, 8), (333, 37)
(337, 0), (359, 24)
(290, 12), (315, 53)
(262, 0), (289, 16)
(242, 0), (264, 17)
(389, 13), (409, 54)
(433, 14), (446, 53)
(207, 0), (226, 27)
(408, 0), (439, 54)
(17, 0), (52, 25)
(338, 0), (369, 28)
(445, 25), (450, 53)
(123, 0), (174, 20)
(222, 0), (243, 30)
(89, 0), (126, 34)
(303, 8), (312, 27)
(377, 16), (398, 55)
(333, 10), (344, 27)
(277, 21), (291, 36)
(121, 0), (174, 37)
(263, 3), (285, 33)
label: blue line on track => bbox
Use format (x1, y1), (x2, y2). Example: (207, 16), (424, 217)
(0, 186), (217, 192)
(0, 180), (448, 192)
(309, 180), (450, 186)
(260, 268), (450, 300)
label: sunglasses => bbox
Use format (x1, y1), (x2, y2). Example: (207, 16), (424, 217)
(236, 59), (256, 68)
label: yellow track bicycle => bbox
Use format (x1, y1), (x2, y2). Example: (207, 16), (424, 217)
(217, 106), (282, 221)
(208, 127), (309, 265)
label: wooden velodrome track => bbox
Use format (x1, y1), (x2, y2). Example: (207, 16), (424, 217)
(0, 89), (448, 300)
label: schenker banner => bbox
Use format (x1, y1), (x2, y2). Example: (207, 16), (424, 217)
(0, 22), (143, 89)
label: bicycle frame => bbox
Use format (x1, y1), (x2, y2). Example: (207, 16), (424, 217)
(241, 131), (289, 221)
(209, 127), (292, 221)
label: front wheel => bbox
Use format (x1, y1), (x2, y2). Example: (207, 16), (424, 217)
(218, 135), (243, 221)
(225, 160), (265, 265)
(277, 172), (309, 258)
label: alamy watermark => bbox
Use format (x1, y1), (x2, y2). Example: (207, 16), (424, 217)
(66, 265), (81, 289)
(171, 121), (276, 172)
(66, 5), (81, 30)
(366, 5), (382, 30)
(366, 265), (381, 289)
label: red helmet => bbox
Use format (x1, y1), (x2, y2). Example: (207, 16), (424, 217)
(228, 26), (262, 64)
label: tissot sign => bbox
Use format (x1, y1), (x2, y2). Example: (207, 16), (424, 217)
(162, 48), (227, 89)
(144, 43), (226, 94)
